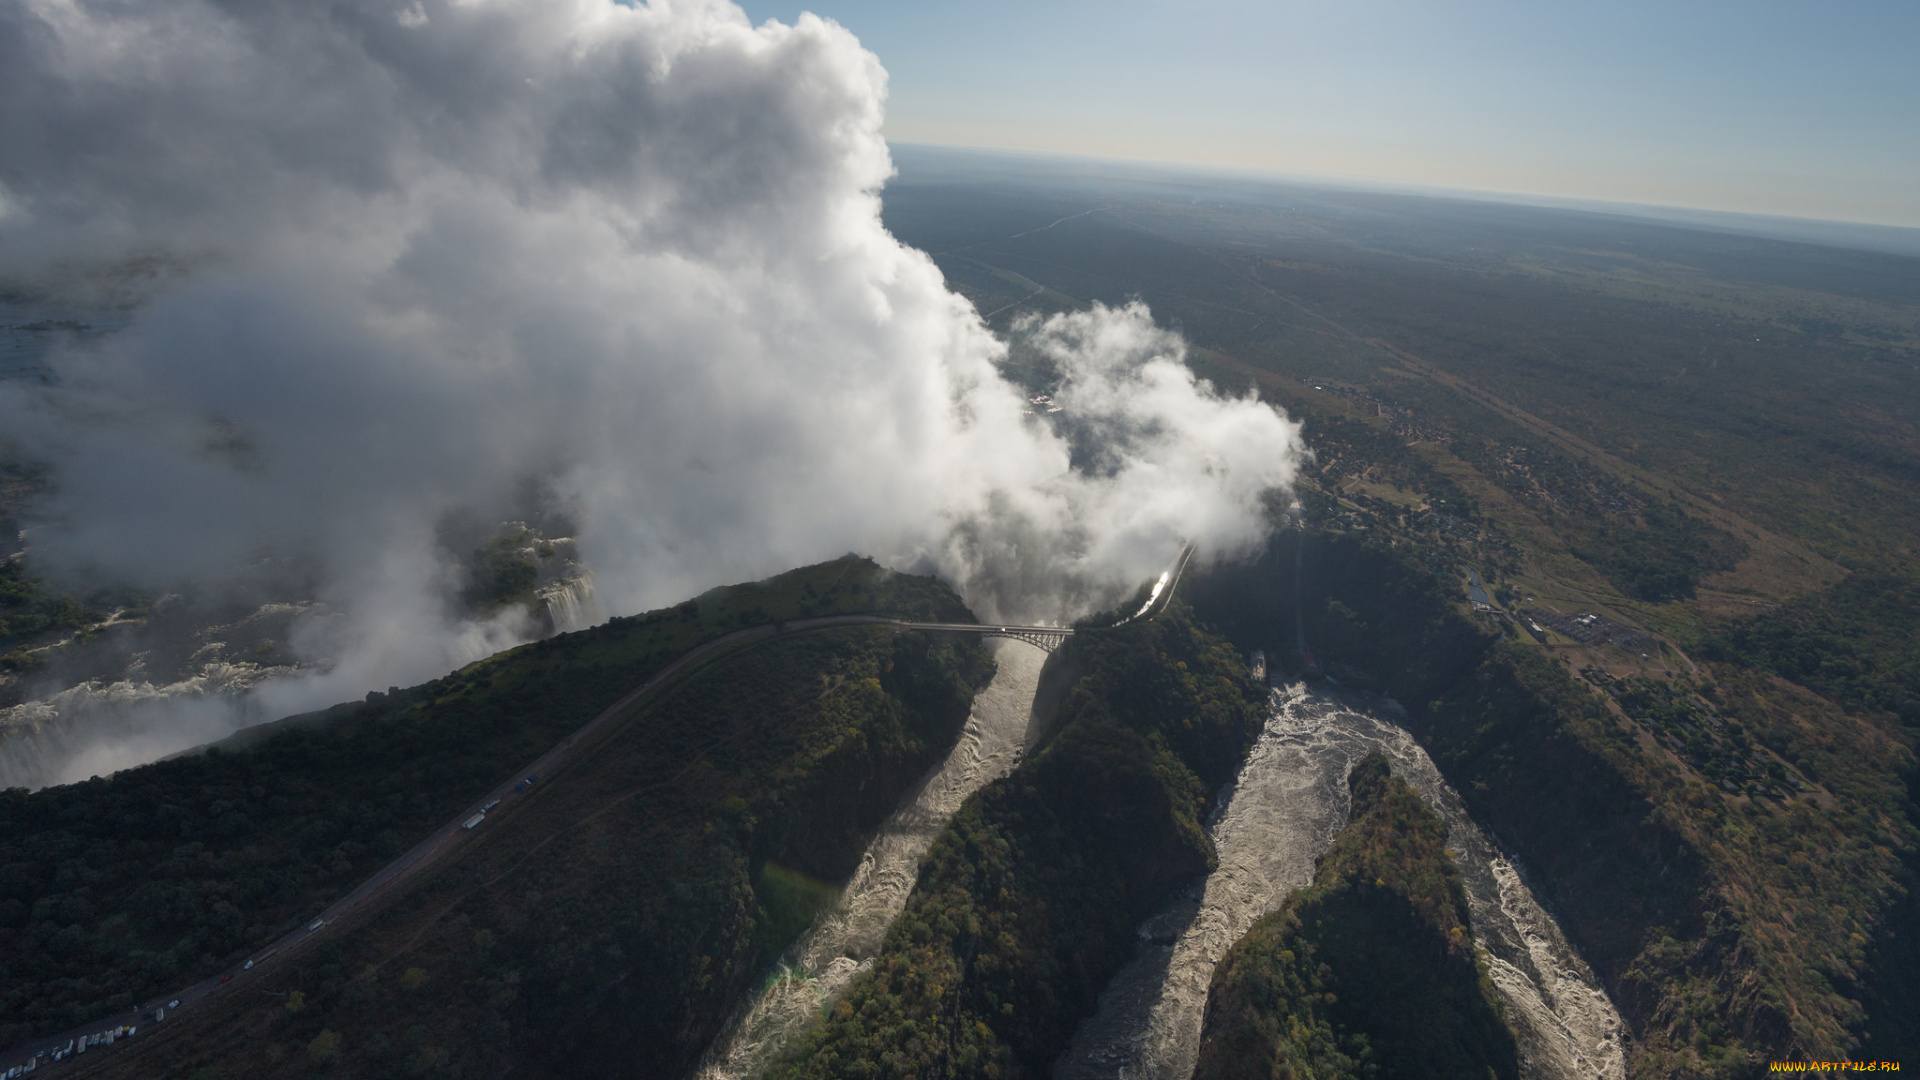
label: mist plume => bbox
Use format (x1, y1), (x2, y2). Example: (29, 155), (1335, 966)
(0, 0), (1303, 783)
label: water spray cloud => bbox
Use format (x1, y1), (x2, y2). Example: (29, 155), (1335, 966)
(0, 0), (1303, 782)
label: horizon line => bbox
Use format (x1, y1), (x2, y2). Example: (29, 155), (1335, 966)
(884, 139), (1920, 253)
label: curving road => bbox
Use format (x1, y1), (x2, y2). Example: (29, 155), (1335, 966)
(10, 544), (1195, 1075)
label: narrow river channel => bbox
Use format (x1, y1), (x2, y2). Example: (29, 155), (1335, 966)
(696, 638), (1048, 1080)
(1057, 682), (1626, 1080)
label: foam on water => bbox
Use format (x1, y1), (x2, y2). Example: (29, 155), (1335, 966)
(1057, 683), (1625, 1080)
(696, 637), (1048, 1080)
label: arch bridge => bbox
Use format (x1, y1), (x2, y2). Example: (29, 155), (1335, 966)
(893, 622), (1076, 654)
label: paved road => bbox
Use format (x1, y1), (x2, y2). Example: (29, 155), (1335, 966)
(9, 545), (1194, 1074)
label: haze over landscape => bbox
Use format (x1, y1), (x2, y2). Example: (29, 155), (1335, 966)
(0, 1), (1916, 1077)
(743, 0), (1920, 228)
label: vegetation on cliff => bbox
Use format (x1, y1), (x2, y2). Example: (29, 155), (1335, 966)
(0, 556), (975, 1050)
(1193, 753), (1518, 1080)
(768, 600), (1268, 1080)
(1189, 533), (1918, 1074)
(1418, 643), (1912, 1074)
(84, 623), (992, 1080)
(457, 529), (545, 613)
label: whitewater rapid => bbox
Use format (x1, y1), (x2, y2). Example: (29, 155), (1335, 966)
(1057, 683), (1625, 1080)
(696, 637), (1048, 1080)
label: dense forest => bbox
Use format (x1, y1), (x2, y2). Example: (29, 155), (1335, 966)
(1193, 753), (1518, 1080)
(89, 624), (992, 1080)
(0, 556), (975, 1050)
(1698, 571), (1920, 729)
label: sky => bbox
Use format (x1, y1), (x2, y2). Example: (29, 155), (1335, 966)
(736, 0), (1920, 228)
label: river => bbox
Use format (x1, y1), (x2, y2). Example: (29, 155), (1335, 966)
(1056, 682), (1626, 1080)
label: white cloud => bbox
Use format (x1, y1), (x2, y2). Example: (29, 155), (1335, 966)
(0, 0), (1303, 783)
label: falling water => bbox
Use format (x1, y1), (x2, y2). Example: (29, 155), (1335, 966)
(0, 662), (295, 789)
(537, 572), (600, 634)
(1057, 683), (1625, 1080)
(696, 637), (1048, 1080)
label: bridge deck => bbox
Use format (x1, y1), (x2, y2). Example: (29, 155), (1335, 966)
(891, 621), (1075, 653)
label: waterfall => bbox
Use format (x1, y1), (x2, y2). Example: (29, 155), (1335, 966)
(0, 661), (294, 789)
(536, 571), (600, 634)
(1057, 684), (1626, 1080)
(696, 638), (1049, 1080)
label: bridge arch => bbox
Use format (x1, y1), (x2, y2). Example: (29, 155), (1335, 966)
(982, 627), (1073, 653)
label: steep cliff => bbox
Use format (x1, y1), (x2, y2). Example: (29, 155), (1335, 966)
(1189, 533), (1918, 1073)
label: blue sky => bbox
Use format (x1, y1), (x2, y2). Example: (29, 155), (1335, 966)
(736, 0), (1920, 226)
